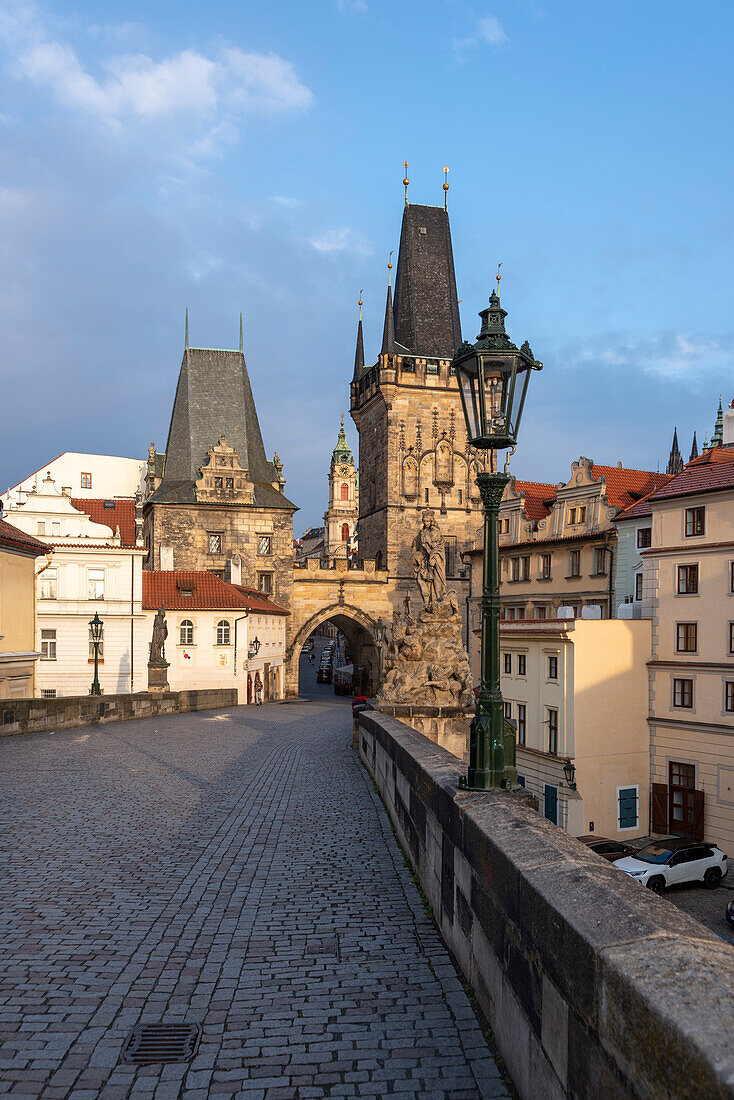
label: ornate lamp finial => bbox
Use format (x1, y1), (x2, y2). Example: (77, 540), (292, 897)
(340, 413), (344, 428)
(443, 166), (449, 210)
(388, 250), (393, 286)
(403, 161), (409, 205)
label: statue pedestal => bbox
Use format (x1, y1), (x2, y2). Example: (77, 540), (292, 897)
(148, 660), (170, 693)
(376, 704), (474, 762)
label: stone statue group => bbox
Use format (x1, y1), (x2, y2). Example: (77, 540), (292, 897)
(378, 510), (474, 708)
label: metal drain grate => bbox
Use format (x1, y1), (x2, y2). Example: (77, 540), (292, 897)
(122, 1023), (201, 1064)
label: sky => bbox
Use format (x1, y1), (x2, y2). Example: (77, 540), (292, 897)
(1, 0), (733, 531)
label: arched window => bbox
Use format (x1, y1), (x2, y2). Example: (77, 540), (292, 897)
(180, 620), (194, 645)
(216, 620), (231, 645)
(341, 523), (349, 542)
(340, 482), (349, 500)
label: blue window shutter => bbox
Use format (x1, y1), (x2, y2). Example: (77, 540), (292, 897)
(619, 787), (638, 829)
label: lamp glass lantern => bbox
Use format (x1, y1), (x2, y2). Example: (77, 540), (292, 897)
(563, 758), (577, 790)
(89, 612), (104, 643)
(455, 349), (535, 452)
(249, 636), (261, 657)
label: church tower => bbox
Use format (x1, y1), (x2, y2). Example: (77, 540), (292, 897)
(323, 416), (359, 563)
(667, 427), (684, 475)
(350, 175), (487, 608)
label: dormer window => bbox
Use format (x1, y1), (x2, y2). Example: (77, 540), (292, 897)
(178, 587), (194, 598)
(103, 500), (115, 509)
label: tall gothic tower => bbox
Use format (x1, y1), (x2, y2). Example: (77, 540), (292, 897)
(350, 190), (486, 608)
(323, 416), (359, 563)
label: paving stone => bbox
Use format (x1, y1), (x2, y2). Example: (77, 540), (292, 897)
(0, 701), (509, 1098)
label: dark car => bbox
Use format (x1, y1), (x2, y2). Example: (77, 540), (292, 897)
(577, 835), (636, 862)
(727, 897), (734, 926)
(316, 666), (333, 684)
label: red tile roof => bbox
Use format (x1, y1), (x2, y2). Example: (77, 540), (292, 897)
(0, 518), (50, 556)
(648, 449), (734, 500)
(589, 466), (672, 510)
(71, 498), (137, 545)
(514, 481), (557, 521)
(142, 571), (289, 614)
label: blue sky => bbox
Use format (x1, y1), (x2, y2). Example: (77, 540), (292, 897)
(1, 0), (732, 529)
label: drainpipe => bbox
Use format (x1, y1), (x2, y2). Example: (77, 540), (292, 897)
(606, 541), (615, 619)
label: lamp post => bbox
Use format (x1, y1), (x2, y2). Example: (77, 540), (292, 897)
(452, 284), (542, 789)
(89, 612), (103, 696)
(373, 617), (387, 694)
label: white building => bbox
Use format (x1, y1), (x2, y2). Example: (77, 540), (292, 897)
(2, 452), (145, 510)
(1, 474), (149, 696)
(142, 571), (289, 704)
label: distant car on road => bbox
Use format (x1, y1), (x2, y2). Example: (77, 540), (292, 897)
(727, 897), (734, 926)
(614, 839), (728, 894)
(577, 836), (636, 862)
(317, 665), (333, 684)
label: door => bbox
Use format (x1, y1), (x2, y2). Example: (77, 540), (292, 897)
(668, 762), (697, 837)
(247, 673), (253, 704)
(264, 663), (270, 701)
(544, 784), (558, 825)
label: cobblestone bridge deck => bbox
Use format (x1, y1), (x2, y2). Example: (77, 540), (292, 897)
(0, 694), (509, 1098)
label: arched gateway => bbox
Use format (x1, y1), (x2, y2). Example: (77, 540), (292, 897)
(287, 558), (393, 696)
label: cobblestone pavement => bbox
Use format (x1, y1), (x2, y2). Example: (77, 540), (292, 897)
(0, 695), (510, 1099)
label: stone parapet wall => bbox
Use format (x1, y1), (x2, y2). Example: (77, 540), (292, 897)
(0, 689), (238, 738)
(376, 704), (471, 761)
(358, 708), (734, 1100)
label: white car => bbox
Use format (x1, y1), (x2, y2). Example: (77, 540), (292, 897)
(614, 839), (728, 894)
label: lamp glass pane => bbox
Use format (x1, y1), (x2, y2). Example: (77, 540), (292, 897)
(458, 360), (481, 440)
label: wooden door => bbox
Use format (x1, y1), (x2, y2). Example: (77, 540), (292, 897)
(668, 762), (698, 838)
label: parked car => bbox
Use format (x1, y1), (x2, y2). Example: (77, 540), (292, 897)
(316, 665), (333, 684)
(614, 839), (728, 894)
(577, 836), (636, 862)
(727, 897), (734, 926)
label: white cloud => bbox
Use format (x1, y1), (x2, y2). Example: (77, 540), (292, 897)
(1, 0), (312, 138)
(567, 332), (734, 383)
(337, 0), (368, 13)
(453, 13), (508, 57)
(309, 228), (372, 257)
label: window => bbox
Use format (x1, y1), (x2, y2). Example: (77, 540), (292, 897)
(258, 536), (272, 556)
(685, 507), (705, 537)
(226, 477), (234, 490)
(208, 534), (222, 554)
(568, 506), (586, 525)
(540, 553), (551, 579)
(340, 483), (349, 501)
(569, 550), (581, 578)
(726, 682), (734, 713)
(544, 784), (558, 824)
(258, 573), (273, 595)
(637, 527), (652, 549)
(517, 774), (526, 787)
(676, 623), (697, 653)
(458, 489), (463, 506)
(40, 569), (57, 600)
(517, 654), (526, 676)
(36, 521), (46, 535)
(517, 704), (526, 746)
(426, 359), (439, 374)
(500, 517), (510, 534)
(88, 626), (104, 661)
(729, 623), (734, 655)
(593, 548), (607, 575)
(180, 620), (194, 645)
(730, 561), (734, 593)
(635, 573), (643, 601)
(81, 472), (92, 489)
(52, 522), (60, 536)
(677, 564), (699, 594)
(505, 606), (525, 621)
(40, 629), (56, 661)
(535, 605), (547, 620)
(503, 653), (512, 674)
(618, 787), (639, 830)
(41, 689), (56, 699)
(673, 678), (693, 708)
(504, 701), (512, 720)
(341, 523), (349, 542)
(548, 655), (558, 680)
(214, 477), (223, 489)
(511, 556), (529, 581)
(88, 569), (104, 600)
(216, 620), (231, 645)
(548, 709), (558, 755)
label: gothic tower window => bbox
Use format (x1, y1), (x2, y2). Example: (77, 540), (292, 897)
(340, 483), (349, 500)
(341, 523), (349, 542)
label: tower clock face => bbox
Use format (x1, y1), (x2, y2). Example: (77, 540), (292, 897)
(340, 466), (350, 475)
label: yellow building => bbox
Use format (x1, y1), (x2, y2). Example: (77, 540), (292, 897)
(641, 445), (734, 850)
(487, 617), (651, 839)
(0, 518), (50, 699)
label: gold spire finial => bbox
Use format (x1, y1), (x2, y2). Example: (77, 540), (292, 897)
(443, 166), (449, 210)
(387, 250), (393, 287)
(403, 161), (409, 205)
(358, 289), (363, 322)
(496, 262), (502, 297)
(340, 412), (344, 428)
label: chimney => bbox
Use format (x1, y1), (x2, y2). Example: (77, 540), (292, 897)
(723, 400), (734, 447)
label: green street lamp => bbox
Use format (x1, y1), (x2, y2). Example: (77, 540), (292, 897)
(373, 617), (387, 694)
(89, 612), (103, 696)
(452, 283), (542, 790)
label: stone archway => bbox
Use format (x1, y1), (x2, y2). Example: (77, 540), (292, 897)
(287, 602), (382, 697)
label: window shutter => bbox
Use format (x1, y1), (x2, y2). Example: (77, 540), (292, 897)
(692, 789), (705, 842)
(651, 783), (668, 833)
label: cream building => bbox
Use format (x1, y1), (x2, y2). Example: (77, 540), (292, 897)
(641, 442), (734, 850)
(142, 571), (288, 704)
(2, 474), (149, 697)
(0, 519), (50, 699)
(493, 617), (651, 839)
(2, 452), (145, 508)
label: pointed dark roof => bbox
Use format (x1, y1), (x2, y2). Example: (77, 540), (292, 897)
(711, 397), (724, 448)
(667, 427), (683, 475)
(689, 431), (699, 462)
(149, 347), (296, 510)
(352, 317), (365, 381)
(392, 203), (462, 358)
(381, 284), (395, 354)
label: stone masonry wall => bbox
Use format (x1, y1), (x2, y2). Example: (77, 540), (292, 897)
(358, 708), (734, 1100)
(1, 689), (238, 738)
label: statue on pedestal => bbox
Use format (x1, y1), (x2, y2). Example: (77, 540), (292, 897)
(148, 604), (170, 693)
(412, 509), (446, 610)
